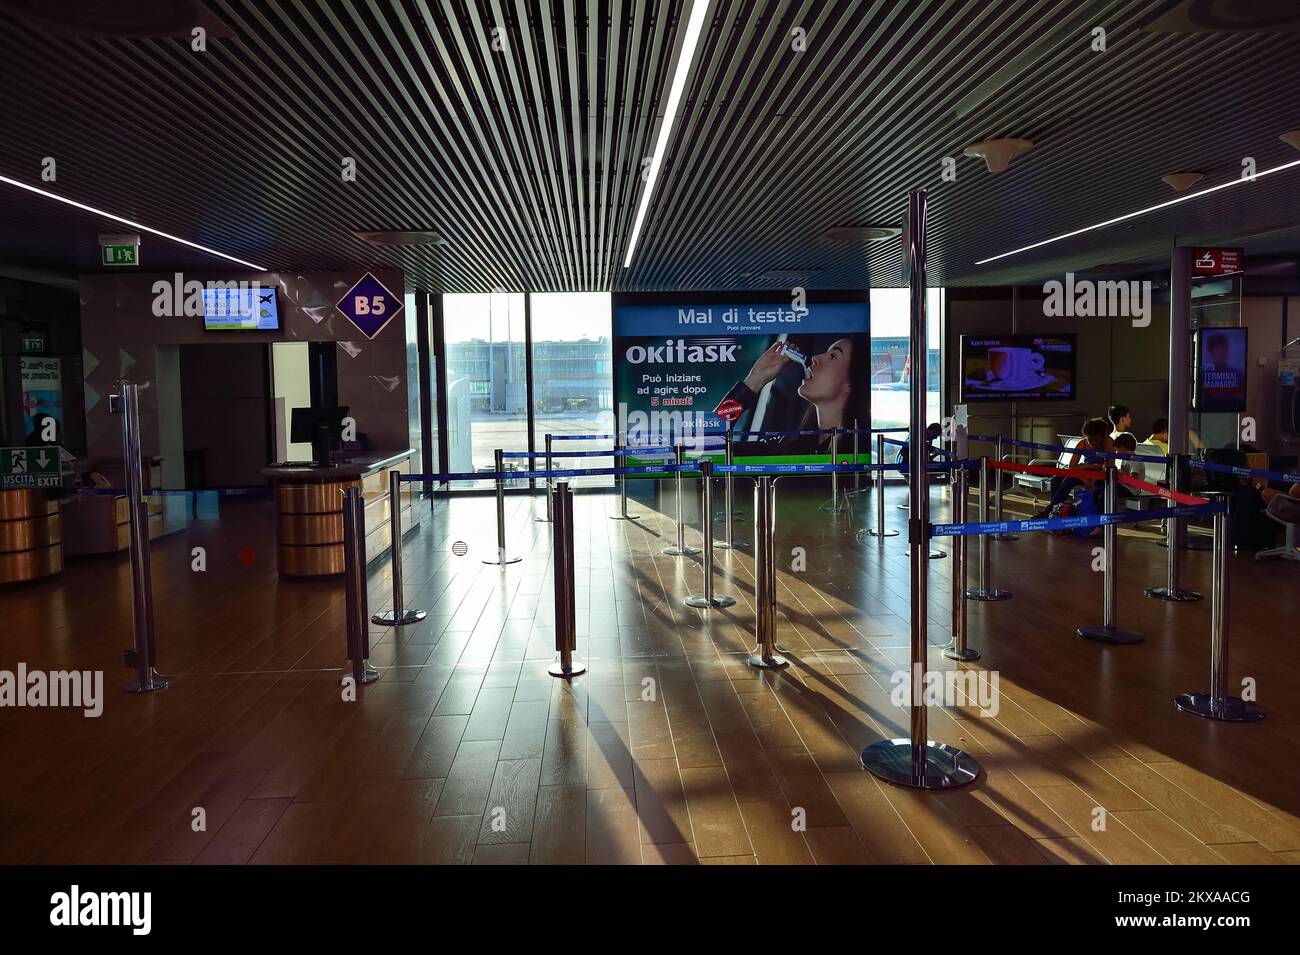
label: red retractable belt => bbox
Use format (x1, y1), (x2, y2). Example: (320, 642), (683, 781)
(986, 458), (1209, 506)
(988, 459), (1109, 483)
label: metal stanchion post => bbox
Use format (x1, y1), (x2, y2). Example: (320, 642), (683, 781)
(1174, 493), (1262, 721)
(1077, 467), (1143, 644)
(483, 448), (521, 565)
(536, 433), (553, 523)
(342, 486), (379, 686)
(991, 436), (1019, 541)
(663, 443), (700, 556)
(861, 188), (979, 789)
(1146, 453), (1201, 601)
(853, 420), (861, 493)
(548, 481), (587, 678)
(113, 380), (168, 694)
(609, 431), (640, 521)
(371, 469), (428, 626)
(716, 426), (746, 549)
(821, 426), (845, 513)
(966, 456), (1010, 600)
(944, 464), (979, 662)
(868, 433), (898, 539)
(687, 462), (735, 609)
(747, 476), (786, 668)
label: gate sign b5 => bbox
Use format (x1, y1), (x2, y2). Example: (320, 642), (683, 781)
(336, 272), (403, 339)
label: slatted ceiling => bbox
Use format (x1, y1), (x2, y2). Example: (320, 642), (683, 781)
(0, 2), (1298, 292)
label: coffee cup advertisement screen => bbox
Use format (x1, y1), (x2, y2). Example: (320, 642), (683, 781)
(1193, 327), (1248, 413)
(960, 334), (1076, 402)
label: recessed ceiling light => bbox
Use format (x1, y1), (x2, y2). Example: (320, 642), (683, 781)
(0, 174), (267, 271)
(1161, 171), (1204, 191)
(963, 138), (1035, 173)
(821, 225), (900, 242)
(355, 230), (446, 246)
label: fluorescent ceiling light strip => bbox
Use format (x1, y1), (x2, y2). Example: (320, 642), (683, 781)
(974, 156), (1300, 266)
(622, 0), (709, 269)
(0, 174), (268, 271)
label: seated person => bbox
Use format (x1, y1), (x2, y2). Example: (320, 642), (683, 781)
(1114, 432), (1143, 489)
(1108, 404), (1133, 441)
(1036, 417), (1114, 517)
(1147, 418), (1169, 455)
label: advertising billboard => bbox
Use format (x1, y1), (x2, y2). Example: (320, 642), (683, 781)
(612, 294), (870, 462)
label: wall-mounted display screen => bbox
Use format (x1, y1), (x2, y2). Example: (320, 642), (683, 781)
(960, 333), (1076, 402)
(203, 285), (279, 330)
(1193, 327), (1248, 413)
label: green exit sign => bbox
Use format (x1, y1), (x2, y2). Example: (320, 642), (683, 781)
(101, 244), (138, 266)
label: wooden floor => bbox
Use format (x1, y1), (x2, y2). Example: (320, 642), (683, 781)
(3, 477), (1299, 865)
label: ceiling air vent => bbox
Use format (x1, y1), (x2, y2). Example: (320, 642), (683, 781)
(1143, 0), (1300, 33)
(821, 225), (901, 242)
(355, 230), (446, 247)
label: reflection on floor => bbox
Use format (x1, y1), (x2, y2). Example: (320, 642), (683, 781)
(3, 478), (1299, 864)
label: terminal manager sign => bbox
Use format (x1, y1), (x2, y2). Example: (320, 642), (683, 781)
(612, 299), (869, 461)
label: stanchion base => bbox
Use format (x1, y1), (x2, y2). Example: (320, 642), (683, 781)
(860, 739), (981, 789)
(125, 672), (169, 694)
(663, 546), (701, 556)
(747, 650), (789, 669)
(483, 555), (523, 565)
(1144, 586), (1203, 602)
(942, 646), (981, 662)
(966, 587), (1011, 600)
(547, 655), (587, 679)
(610, 512), (642, 521)
(341, 667), (380, 686)
(929, 549), (947, 560)
(991, 533), (1020, 541)
(371, 609), (428, 626)
(1077, 624), (1144, 645)
(714, 540), (748, 550)
(866, 528), (899, 538)
(819, 499), (851, 514)
(1173, 692), (1264, 722)
(686, 594), (737, 609)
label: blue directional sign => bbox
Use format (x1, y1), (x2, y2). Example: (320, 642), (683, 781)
(335, 272), (403, 339)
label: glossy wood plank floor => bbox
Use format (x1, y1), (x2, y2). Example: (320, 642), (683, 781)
(2, 477), (1298, 865)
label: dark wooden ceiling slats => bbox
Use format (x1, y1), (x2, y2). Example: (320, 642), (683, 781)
(1, 0), (1298, 289)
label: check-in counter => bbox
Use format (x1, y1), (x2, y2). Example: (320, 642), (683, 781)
(0, 489), (62, 584)
(262, 449), (416, 579)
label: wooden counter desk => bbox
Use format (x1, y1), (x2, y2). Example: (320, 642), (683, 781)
(262, 449), (417, 579)
(0, 488), (62, 584)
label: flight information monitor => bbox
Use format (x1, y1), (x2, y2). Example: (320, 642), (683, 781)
(202, 284), (280, 330)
